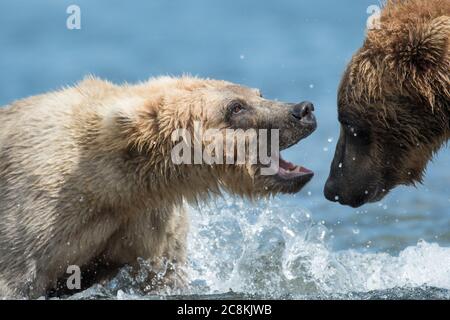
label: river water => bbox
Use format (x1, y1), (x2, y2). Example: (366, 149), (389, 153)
(1, 0), (449, 299)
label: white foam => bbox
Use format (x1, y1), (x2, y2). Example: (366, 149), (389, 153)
(186, 199), (450, 297)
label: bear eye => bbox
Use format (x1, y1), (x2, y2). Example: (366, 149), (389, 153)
(230, 102), (244, 114)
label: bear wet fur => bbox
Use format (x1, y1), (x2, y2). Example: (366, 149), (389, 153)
(325, 0), (450, 207)
(0, 76), (316, 297)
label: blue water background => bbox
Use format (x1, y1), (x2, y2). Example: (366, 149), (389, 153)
(0, 0), (449, 254)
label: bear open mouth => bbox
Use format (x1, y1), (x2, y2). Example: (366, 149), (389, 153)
(257, 147), (314, 194)
(277, 156), (313, 180)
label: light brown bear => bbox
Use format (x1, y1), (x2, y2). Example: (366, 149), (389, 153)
(0, 76), (316, 298)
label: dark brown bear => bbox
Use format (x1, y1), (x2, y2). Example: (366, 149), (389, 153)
(325, 0), (450, 207)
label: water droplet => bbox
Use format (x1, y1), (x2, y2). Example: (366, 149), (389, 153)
(323, 147), (329, 152)
(364, 190), (369, 195)
(334, 195), (339, 201)
(352, 228), (360, 235)
(309, 84), (314, 89)
(327, 137), (333, 143)
(283, 227), (295, 237)
(307, 191), (312, 196)
(240, 54), (245, 60)
(338, 162), (343, 168)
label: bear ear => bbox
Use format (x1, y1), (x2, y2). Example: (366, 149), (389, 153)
(389, 16), (449, 73)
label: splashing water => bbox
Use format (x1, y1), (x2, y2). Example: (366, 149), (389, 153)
(68, 198), (450, 300)
(185, 199), (450, 298)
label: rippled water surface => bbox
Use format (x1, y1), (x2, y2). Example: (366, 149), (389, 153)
(1, 0), (449, 299)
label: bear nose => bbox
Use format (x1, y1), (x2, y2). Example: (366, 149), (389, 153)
(291, 101), (315, 123)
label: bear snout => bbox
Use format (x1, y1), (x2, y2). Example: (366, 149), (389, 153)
(291, 101), (316, 126)
(292, 101), (317, 143)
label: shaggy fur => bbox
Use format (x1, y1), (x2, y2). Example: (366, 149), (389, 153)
(325, 0), (450, 207)
(0, 76), (315, 298)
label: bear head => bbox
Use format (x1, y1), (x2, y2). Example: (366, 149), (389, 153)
(324, 0), (450, 207)
(113, 77), (317, 202)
